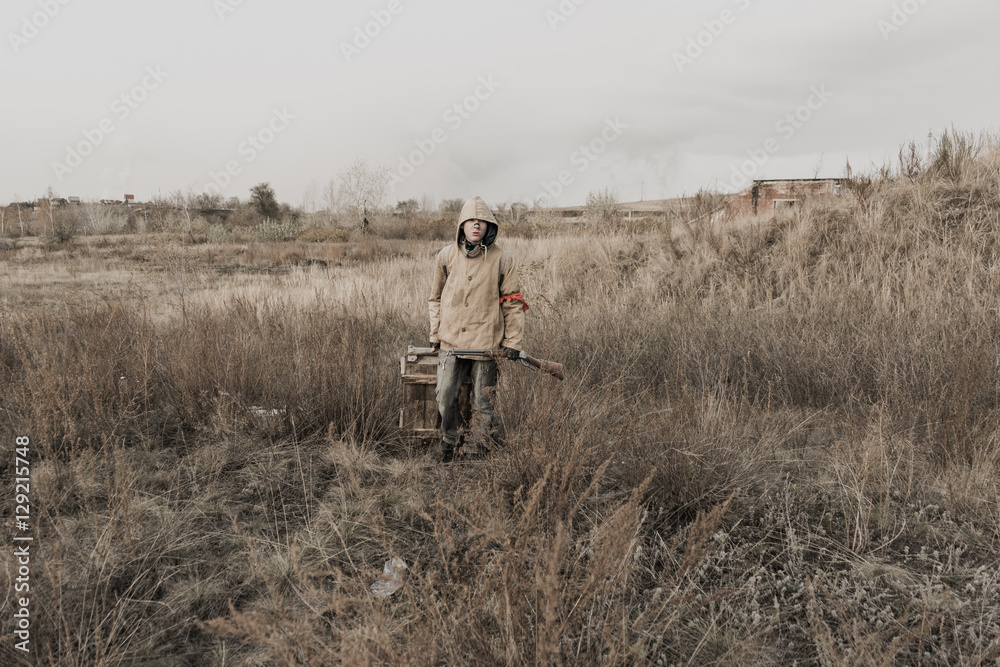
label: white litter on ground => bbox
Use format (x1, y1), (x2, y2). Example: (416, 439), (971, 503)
(250, 406), (286, 417)
(371, 557), (407, 599)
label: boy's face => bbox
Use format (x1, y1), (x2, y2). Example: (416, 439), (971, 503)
(463, 219), (485, 243)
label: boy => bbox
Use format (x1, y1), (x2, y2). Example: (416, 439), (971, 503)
(428, 196), (527, 462)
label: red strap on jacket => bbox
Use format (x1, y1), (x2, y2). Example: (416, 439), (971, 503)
(500, 292), (529, 312)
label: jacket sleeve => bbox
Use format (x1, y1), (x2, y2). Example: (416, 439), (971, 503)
(428, 248), (448, 344)
(499, 251), (525, 350)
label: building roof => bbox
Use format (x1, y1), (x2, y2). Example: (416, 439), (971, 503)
(750, 178), (842, 184)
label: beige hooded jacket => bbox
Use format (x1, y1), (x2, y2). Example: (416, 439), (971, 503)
(428, 196), (525, 352)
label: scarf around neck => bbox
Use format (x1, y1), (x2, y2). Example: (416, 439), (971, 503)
(463, 240), (485, 258)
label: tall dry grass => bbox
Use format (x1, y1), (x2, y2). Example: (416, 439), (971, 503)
(2, 130), (1000, 664)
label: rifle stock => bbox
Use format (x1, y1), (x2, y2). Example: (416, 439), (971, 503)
(448, 349), (565, 381)
(522, 353), (564, 381)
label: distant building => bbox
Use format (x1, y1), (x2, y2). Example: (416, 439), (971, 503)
(33, 197), (68, 210)
(543, 198), (692, 220)
(124, 194), (136, 205)
(68, 196), (81, 204)
(727, 179), (842, 217)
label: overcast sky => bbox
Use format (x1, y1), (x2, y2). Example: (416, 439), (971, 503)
(2, 0), (997, 208)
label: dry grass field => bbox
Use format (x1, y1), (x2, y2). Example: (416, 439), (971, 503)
(3, 133), (1000, 665)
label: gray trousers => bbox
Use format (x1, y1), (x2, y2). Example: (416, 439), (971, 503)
(436, 352), (498, 450)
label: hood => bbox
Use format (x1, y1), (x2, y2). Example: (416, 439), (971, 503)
(457, 196), (498, 248)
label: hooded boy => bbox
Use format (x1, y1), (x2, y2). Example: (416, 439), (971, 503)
(428, 196), (527, 461)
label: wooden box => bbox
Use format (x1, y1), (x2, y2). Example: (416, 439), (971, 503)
(399, 345), (471, 445)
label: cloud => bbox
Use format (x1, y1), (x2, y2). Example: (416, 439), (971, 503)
(2, 0), (999, 204)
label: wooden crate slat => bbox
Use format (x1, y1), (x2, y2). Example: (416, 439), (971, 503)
(402, 345), (474, 444)
(426, 383), (439, 430)
(402, 374), (436, 385)
(401, 384), (418, 429)
(405, 361), (437, 374)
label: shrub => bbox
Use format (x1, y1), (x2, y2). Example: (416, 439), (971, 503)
(206, 223), (233, 244)
(585, 186), (622, 225)
(297, 226), (350, 243)
(254, 218), (301, 242)
(9, 131), (1000, 665)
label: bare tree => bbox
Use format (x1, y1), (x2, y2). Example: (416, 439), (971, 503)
(13, 194), (25, 236)
(194, 191), (223, 210)
(531, 196), (558, 225)
(170, 189), (193, 227)
(680, 188), (730, 225)
(37, 188), (79, 243)
(37, 187), (57, 237)
(812, 152), (825, 179)
(338, 159), (390, 231)
(419, 194), (436, 216)
(169, 189), (206, 241)
(320, 179), (339, 226)
(495, 201), (529, 226)
(440, 198), (464, 216)
(301, 179), (319, 214)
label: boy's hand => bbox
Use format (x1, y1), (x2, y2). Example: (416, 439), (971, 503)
(503, 347), (521, 361)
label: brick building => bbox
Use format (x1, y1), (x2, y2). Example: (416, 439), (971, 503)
(727, 178), (842, 217)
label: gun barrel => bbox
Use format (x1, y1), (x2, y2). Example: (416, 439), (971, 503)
(447, 349), (564, 381)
